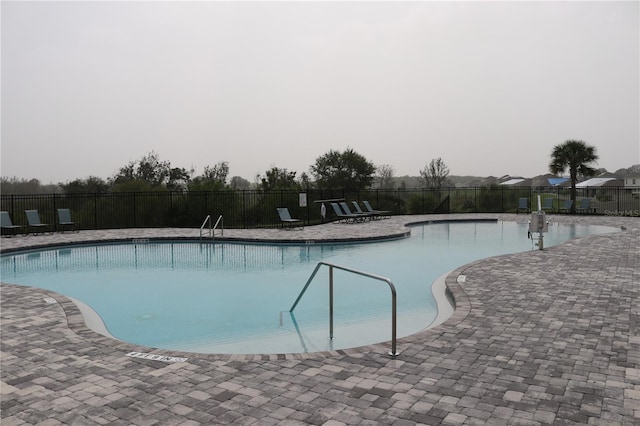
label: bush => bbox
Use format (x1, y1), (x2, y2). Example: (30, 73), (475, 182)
(406, 194), (440, 214)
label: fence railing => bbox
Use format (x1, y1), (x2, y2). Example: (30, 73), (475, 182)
(1, 186), (638, 231)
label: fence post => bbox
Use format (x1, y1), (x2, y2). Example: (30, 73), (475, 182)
(133, 193), (137, 228)
(169, 191), (173, 227)
(93, 193), (98, 229)
(242, 191), (246, 229)
(52, 194), (57, 232)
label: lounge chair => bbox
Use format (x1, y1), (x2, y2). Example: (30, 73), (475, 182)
(25, 210), (51, 234)
(362, 201), (390, 218)
(351, 201), (381, 220)
(57, 208), (78, 232)
(542, 198), (554, 212)
(276, 208), (303, 229)
(576, 199), (594, 214)
(516, 198), (529, 214)
(1, 211), (23, 236)
(330, 203), (361, 223)
(339, 202), (372, 221)
(558, 199), (573, 213)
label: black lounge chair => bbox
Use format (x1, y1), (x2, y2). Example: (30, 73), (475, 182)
(1, 211), (23, 236)
(516, 198), (529, 214)
(352, 201), (381, 220)
(25, 210), (52, 234)
(576, 199), (595, 214)
(330, 203), (361, 223)
(340, 202), (372, 221)
(558, 199), (573, 213)
(276, 208), (303, 229)
(57, 208), (78, 232)
(362, 201), (391, 218)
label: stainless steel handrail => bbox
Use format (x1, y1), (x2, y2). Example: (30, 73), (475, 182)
(213, 215), (223, 239)
(200, 215), (224, 240)
(290, 261), (399, 357)
(199, 215), (211, 240)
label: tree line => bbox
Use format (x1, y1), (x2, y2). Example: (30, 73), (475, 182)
(1, 148), (455, 195)
(3, 142), (638, 205)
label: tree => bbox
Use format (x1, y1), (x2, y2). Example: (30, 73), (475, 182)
(310, 148), (376, 190)
(111, 151), (172, 191)
(60, 176), (110, 194)
(298, 172), (313, 190)
(0, 177), (60, 194)
(203, 162), (229, 185)
(230, 176), (251, 190)
(188, 162), (229, 191)
(614, 164), (640, 176)
(167, 167), (192, 192)
(376, 164), (395, 189)
(258, 167), (299, 191)
(419, 158), (450, 189)
(549, 140), (598, 214)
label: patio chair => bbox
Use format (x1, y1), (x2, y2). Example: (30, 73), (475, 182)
(576, 199), (594, 214)
(516, 198), (529, 214)
(352, 201), (381, 220)
(25, 210), (52, 234)
(1, 211), (23, 237)
(362, 201), (391, 218)
(330, 203), (361, 223)
(339, 202), (372, 221)
(276, 208), (303, 230)
(558, 199), (573, 213)
(542, 198), (554, 212)
(57, 208), (78, 232)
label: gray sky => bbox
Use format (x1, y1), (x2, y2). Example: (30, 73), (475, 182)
(2, 1), (639, 184)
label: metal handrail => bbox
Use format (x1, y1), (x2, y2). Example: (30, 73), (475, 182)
(199, 215), (224, 240)
(213, 215), (223, 238)
(199, 215), (211, 240)
(290, 261), (399, 357)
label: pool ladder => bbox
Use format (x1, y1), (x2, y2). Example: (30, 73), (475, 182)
(200, 215), (223, 240)
(289, 261), (399, 357)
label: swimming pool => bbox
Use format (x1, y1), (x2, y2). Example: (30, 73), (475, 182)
(0, 220), (616, 354)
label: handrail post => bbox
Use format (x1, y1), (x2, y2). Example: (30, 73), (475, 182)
(329, 265), (334, 340)
(390, 289), (398, 357)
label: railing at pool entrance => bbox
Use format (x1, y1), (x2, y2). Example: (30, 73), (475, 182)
(200, 215), (223, 240)
(289, 261), (399, 357)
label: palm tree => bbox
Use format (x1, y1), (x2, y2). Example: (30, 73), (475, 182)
(549, 140), (598, 214)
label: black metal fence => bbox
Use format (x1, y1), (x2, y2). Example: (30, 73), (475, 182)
(1, 186), (638, 232)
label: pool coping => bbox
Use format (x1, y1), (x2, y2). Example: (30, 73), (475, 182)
(0, 213), (628, 361)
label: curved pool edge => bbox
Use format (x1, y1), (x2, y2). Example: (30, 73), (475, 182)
(1, 214), (634, 360)
(429, 271), (457, 329)
(68, 296), (119, 341)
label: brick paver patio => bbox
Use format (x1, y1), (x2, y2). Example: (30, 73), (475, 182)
(1, 214), (638, 425)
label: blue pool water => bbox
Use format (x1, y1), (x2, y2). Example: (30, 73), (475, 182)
(1, 221), (616, 354)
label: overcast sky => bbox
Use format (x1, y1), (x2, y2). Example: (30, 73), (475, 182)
(2, 1), (639, 184)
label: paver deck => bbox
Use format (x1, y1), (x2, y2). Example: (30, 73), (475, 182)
(1, 214), (638, 425)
